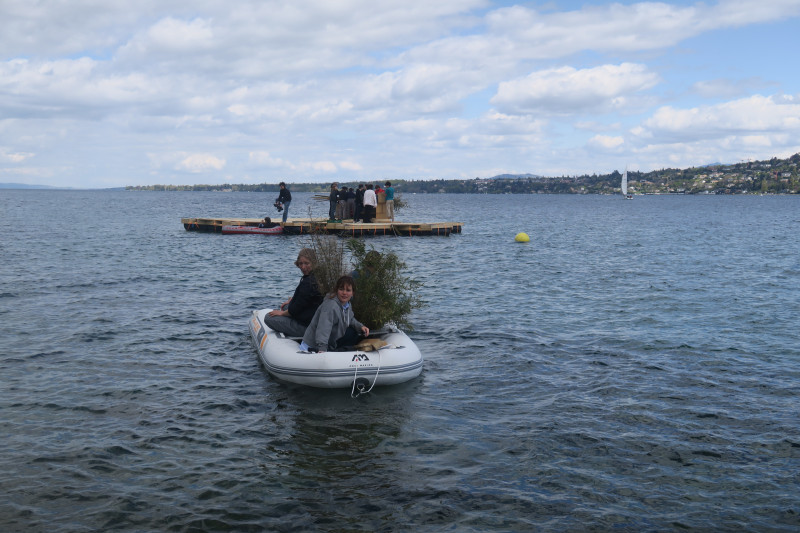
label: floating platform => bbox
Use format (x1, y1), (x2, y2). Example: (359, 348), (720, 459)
(181, 217), (462, 237)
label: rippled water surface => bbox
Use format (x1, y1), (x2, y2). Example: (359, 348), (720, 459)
(2, 190), (799, 531)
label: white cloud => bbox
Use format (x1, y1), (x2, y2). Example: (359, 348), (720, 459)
(339, 161), (364, 171)
(249, 151), (290, 168)
(0, 149), (35, 163)
(492, 63), (660, 115)
(142, 17), (214, 52)
(484, 1), (800, 57)
(309, 161), (338, 172)
(174, 153), (226, 173)
(0, 1), (153, 58)
(620, 94), (800, 171)
(642, 94), (800, 141)
(588, 135), (625, 150)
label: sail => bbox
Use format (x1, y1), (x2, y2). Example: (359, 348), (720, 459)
(621, 169), (628, 196)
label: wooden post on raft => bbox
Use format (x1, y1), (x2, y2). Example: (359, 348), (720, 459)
(376, 192), (388, 221)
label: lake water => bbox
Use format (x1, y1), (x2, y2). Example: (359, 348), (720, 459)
(1, 190), (799, 532)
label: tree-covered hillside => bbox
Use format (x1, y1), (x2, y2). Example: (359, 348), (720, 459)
(126, 153), (800, 195)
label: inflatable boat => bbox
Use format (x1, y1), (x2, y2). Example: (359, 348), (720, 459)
(248, 309), (423, 391)
(222, 225), (283, 235)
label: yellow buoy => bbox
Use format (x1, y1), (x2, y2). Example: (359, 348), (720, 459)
(515, 232), (530, 243)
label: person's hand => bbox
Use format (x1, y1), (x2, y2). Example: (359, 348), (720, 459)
(267, 309), (287, 317)
(361, 326), (370, 336)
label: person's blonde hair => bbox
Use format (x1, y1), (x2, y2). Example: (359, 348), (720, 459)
(295, 248), (317, 268)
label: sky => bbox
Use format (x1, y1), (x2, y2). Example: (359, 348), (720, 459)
(1, 0), (800, 188)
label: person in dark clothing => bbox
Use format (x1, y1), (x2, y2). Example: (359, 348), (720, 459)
(335, 187), (347, 220)
(354, 184), (365, 222)
(258, 217), (278, 228)
(264, 248), (323, 337)
(346, 187), (356, 219)
(329, 183), (339, 220)
(275, 182), (292, 223)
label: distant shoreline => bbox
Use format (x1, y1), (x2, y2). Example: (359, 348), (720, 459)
(5, 186), (798, 196)
(5, 152), (798, 195)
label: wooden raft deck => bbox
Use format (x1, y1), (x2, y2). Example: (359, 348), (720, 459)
(181, 217), (462, 236)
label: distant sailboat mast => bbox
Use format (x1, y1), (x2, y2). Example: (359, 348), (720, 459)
(622, 166), (632, 199)
(621, 168), (628, 196)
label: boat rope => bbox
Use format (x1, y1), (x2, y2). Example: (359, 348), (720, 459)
(350, 348), (382, 398)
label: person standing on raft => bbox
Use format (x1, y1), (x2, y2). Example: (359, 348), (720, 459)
(383, 181), (395, 221)
(362, 184), (377, 223)
(328, 183), (339, 221)
(275, 182), (292, 223)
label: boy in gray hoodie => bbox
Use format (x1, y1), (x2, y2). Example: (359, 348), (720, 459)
(300, 275), (369, 352)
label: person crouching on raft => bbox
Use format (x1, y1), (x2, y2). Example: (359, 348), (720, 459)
(300, 275), (369, 353)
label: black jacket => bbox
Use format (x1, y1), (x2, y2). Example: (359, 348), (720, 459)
(287, 273), (323, 326)
(277, 188), (291, 203)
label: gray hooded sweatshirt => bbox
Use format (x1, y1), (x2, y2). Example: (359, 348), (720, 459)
(301, 296), (365, 352)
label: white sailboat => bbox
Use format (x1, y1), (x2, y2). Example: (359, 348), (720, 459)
(621, 168), (633, 199)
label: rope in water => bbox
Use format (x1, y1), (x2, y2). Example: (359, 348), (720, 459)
(350, 348), (382, 398)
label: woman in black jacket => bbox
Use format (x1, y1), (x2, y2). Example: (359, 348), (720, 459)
(264, 248), (323, 337)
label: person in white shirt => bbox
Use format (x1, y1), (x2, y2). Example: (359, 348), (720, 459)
(362, 184), (377, 222)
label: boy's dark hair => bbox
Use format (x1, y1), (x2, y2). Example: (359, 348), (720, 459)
(333, 275), (356, 294)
